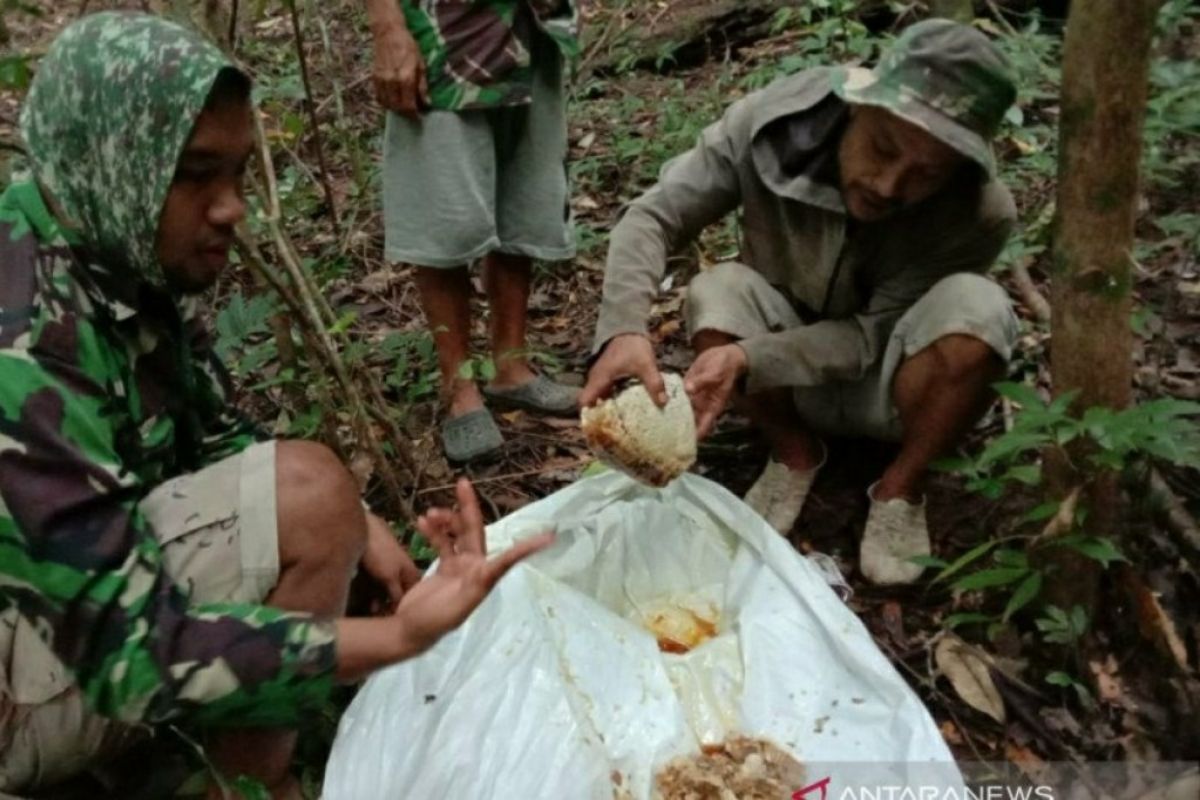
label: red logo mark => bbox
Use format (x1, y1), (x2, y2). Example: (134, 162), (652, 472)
(793, 776), (831, 800)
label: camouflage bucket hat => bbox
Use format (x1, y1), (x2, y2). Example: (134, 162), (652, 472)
(20, 11), (237, 288)
(832, 19), (1016, 175)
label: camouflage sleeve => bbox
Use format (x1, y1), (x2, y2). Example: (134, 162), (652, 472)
(189, 316), (266, 466)
(0, 348), (337, 727)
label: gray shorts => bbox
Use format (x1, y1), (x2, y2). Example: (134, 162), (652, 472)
(0, 443), (279, 794)
(686, 262), (1018, 441)
(382, 35), (574, 268)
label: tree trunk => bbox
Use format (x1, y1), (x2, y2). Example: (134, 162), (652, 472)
(1045, 0), (1160, 610)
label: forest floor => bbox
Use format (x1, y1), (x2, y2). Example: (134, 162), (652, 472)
(2, 0), (1200, 796)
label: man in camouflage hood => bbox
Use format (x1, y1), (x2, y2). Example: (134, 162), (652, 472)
(364, 0), (582, 463)
(583, 20), (1021, 585)
(0, 12), (548, 797)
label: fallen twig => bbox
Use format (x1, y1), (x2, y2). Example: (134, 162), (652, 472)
(1149, 468), (1200, 559)
(1011, 259), (1051, 323)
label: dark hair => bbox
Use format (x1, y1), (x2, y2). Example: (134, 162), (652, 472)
(203, 67), (252, 111)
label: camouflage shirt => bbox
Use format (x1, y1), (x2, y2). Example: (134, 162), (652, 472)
(0, 13), (336, 727)
(402, 0), (580, 110)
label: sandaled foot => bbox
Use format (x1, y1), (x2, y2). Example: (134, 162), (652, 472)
(441, 408), (504, 463)
(744, 442), (827, 535)
(859, 482), (931, 585)
(483, 374), (579, 416)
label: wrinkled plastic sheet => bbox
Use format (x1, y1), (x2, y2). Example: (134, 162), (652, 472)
(324, 472), (955, 799)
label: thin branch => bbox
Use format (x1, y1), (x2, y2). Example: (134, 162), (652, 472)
(249, 101), (429, 517)
(984, 0), (1023, 37)
(235, 231), (417, 524)
(416, 459), (589, 496)
(228, 0), (240, 50)
(285, 0), (341, 235)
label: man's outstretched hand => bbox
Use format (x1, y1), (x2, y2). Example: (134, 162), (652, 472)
(336, 479), (553, 682)
(684, 343), (748, 439)
(580, 333), (667, 408)
(393, 479), (554, 656)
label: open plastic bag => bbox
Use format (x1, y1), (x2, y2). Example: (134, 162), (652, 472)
(324, 472), (956, 799)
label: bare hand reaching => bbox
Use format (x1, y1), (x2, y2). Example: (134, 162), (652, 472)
(392, 479), (554, 657)
(336, 480), (552, 682)
(684, 344), (748, 439)
(580, 333), (667, 408)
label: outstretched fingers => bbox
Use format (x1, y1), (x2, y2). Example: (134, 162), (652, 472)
(453, 478), (487, 555)
(416, 509), (455, 554)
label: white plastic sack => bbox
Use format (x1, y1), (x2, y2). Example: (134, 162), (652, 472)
(324, 472), (955, 799)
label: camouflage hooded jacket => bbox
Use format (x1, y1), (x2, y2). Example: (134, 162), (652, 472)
(402, 0), (580, 110)
(0, 13), (335, 726)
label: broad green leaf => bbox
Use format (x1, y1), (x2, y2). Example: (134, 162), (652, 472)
(944, 612), (994, 630)
(1038, 605), (1069, 627)
(992, 548), (1028, 568)
(581, 460), (610, 477)
(328, 311), (358, 336)
(1052, 535), (1128, 568)
(932, 539), (1005, 585)
(479, 358), (497, 382)
(952, 567), (1030, 592)
(1070, 605), (1089, 634)
(1045, 671), (1077, 687)
(1004, 464), (1042, 485)
(1002, 572), (1043, 622)
(1020, 501), (1061, 524)
(994, 381), (1046, 410)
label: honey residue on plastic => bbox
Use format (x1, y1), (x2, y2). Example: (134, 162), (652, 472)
(645, 607), (719, 654)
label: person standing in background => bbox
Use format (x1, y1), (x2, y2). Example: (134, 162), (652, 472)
(365, 0), (581, 463)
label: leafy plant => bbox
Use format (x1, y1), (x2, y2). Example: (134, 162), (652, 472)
(928, 383), (1196, 639)
(457, 355), (498, 383)
(215, 290), (278, 377)
(1036, 604), (1089, 646)
(378, 330), (438, 404)
(937, 383), (1200, 499)
(1046, 669), (1096, 709)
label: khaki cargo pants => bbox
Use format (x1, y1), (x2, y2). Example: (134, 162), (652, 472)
(686, 262), (1018, 440)
(0, 442), (279, 796)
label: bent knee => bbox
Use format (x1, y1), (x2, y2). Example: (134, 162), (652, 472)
(929, 334), (1004, 380)
(686, 261), (759, 306)
(686, 262), (782, 340)
(275, 440), (365, 558)
(902, 273), (1017, 364)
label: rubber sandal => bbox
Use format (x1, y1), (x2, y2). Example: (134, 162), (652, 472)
(441, 408), (504, 463)
(483, 374), (579, 416)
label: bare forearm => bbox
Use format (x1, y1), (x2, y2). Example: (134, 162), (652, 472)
(334, 616), (419, 683)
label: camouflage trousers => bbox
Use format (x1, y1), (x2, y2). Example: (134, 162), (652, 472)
(0, 442), (279, 795)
